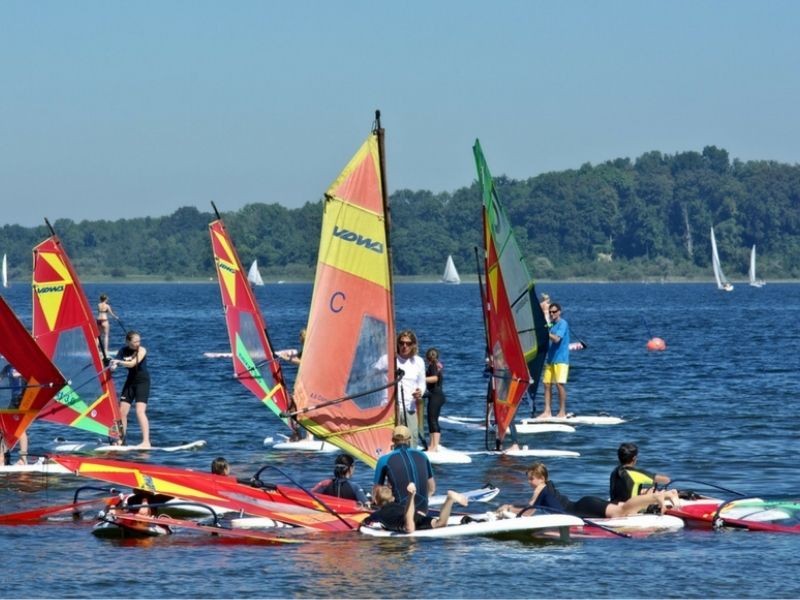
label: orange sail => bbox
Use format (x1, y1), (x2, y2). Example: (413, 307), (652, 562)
(0, 296), (67, 450)
(208, 213), (291, 424)
(32, 232), (123, 441)
(292, 116), (396, 467)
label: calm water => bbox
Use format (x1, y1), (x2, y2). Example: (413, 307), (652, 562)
(1, 282), (798, 598)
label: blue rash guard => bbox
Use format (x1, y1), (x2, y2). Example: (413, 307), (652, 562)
(374, 445), (434, 514)
(546, 319), (570, 365)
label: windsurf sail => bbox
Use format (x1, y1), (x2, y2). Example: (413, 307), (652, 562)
(710, 226), (733, 291)
(292, 113), (396, 467)
(442, 255), (461, 284)
(474, 139), (549, 442)
(32, 227), (123, 441)
(208, 211), (292, 425)
(247, 259), (265, 287)
(0, 296), (67, 450)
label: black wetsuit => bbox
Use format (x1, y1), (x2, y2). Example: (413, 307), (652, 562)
(362, 502), (435, 532)
(317, 477), (368, 504)
(373, 446), (434, 514)
(609, 465), (656, 503)
(116, 347), (150, 404)
(535, 481), (610, 519)
(425, 362), (446, 434)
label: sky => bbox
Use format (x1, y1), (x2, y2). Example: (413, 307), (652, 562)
(1, 0), (799, 226)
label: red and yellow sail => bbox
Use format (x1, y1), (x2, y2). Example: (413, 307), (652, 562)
(209, 217), (291, 422)
(0, 297), (67, 450)
(293, 125), (396, 467)
(474, 140), (549, 440)
(32, 235), (123, 441)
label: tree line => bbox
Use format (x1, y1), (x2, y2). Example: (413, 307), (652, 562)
(2, 145), (799, 281)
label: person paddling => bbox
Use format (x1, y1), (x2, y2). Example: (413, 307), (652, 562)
(111, 331), (151, 448)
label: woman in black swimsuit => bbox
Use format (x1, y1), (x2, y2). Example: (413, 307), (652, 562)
(424, 348), (446, 452)
(112, 331), (151, 448)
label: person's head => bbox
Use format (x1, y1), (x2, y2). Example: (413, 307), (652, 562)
(299, 328), (306, 344)
(100, 294), (108, 302)
(618, 442), (639, 465)
(397, 330), (418, 358)
(125, 331), (142, 349)
(211, 457), (230, 475)
(391, 425), (411, 447)
(333, 453), (355, 478)
(425, 347), (439, 364)
(374, 485), (395, 507)
(526, 462), (549, 487)
(548, 303), (562, 322)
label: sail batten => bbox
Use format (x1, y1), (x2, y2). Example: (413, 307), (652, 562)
(474, 140), (549, 440)
(32, 235), (123, 441)
(293, 123), (396, 467)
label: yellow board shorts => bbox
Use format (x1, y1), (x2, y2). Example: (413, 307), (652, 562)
(543, 363), (569, 384)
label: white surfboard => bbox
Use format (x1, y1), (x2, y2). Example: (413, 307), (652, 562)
(588, 514), (684, 532)
(429, 485), (500, 506)
(269, 435), (338, 453)
(359, 512), (584, 539)
(439, 416), (485, 431)
(0, 460), (70, 475)
(203, 351), (233, 359)
(468, 448), (580, 458)
(51, 439), (207, 453)
(442, 415), (575, 435)
(519, 415), (626, 426)
(425, 445), (472, 465)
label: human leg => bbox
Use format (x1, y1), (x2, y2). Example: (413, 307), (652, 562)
(135, 402), (151, 448)
(15, 432), (28, 464)
(556, 383), (567, 418)
(431, 490), (469, 529)
(120, 400), (131, 439)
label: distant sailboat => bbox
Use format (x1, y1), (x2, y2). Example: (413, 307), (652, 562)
(247, 259), (264, 286)
(2, 254), (7, 288)
(749, 245), (765, 288)
(442, 255), (461, 284)
(710, 227), (733, 292)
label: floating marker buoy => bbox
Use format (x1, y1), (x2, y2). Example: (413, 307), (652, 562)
(646, 337), (666, 351)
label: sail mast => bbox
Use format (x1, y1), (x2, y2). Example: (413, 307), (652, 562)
(375, 109), (396, 330)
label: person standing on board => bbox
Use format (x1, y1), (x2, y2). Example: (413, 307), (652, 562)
(609, 442), (671, 503)
(423, 347), (446, 452)
(96, 294), (119, 358)
(373, 425), (435, 515)
(537, 303), (570, 419)
(111, 331), (151, 448)
(0, 363), (28, 465)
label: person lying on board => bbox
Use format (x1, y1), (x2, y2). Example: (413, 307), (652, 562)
(496, 462), (681, 521)
(311, 454), (368, 506)
(609, 442), (671, 503)
(363, 482), (468, 533)
(0, 363), (29, 465)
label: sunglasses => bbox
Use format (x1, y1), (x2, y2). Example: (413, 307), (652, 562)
(398, 340), (413, 346)
(549, 309), (559, 314)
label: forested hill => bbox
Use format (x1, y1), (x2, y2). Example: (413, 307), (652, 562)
(2, 146), (799, 281)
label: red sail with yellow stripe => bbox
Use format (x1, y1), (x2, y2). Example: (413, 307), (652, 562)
(208, 215), (291, 423)
(293, 121), (396, 467)
(32, 235), (123, 441)
(0, 296), (67, 450)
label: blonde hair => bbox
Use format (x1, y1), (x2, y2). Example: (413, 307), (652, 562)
(374, 485), (395, 506)
(397, 330), (418, 354)
(526, 462), (549, 481)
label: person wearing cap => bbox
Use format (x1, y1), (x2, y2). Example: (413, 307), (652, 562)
(111, 330), (150, 448)
(609, 442), (671, 503)
(372, 425), (435, 515)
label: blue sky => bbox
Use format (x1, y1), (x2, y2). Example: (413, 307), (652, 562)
(1, 0), (799, 226)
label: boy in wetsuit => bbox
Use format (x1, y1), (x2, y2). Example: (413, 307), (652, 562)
(609, 442), (671, 503)
(363, 483), (468, 533)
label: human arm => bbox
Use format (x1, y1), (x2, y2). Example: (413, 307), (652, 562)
(654, 473), (671, 485)
(404, 483), (418, 533)
(113, 346), (147, 368)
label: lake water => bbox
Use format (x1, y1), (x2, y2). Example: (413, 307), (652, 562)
(1, 282), (798, 598)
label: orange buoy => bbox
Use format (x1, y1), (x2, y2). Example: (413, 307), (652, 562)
(646, 337), (666, 351)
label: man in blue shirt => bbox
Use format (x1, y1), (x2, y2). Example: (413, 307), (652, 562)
(537, 303), (570, 419)
(373, 425), (435, 514)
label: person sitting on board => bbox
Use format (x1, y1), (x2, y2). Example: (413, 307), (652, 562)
(276, 328), (306, 366)
(110, 331), (151, 448)
(96, 294), (119, 358)
(363, 482), (468, 533)
(496, 462), (680, 520)
(373, 425), (435, 515)
(312, 454), (369, 505)
(423, 347), (446, 452)
(537, 303), (570, 420)
(0, 363), (29, 465)
(609, 442), (671, 503)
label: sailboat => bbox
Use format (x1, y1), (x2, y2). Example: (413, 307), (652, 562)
(473, 140), (550, 447)
(2, 254), (8, 288)
(749, 245), (765, 288)
(441, 255), (461, 284)
(710, 226), (734, 292)
(291, 112), (397, 467)
(247, 259), (264, 286)
(31, 220), (124, 443)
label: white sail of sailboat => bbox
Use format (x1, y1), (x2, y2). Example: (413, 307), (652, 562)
(442, 254), (461, 284)
(2, 254), (7, 288)
(247, 259), (264, 286)
(710, 227), (733, 292)
(749, 245), (765, 288)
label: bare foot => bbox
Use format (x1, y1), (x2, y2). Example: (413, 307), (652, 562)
(15, 456), (28, 466)
(535, 412), (552, 420)
(428, 446), (439, 452)
(136, 443), (152, 450)
(556, 412), (567, 418)
(407, 482), (417, 495)
(447, 490), (469, 507)
(507, 444), (520, 452)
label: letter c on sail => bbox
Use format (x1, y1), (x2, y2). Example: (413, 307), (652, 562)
(330, 291), (346, 313)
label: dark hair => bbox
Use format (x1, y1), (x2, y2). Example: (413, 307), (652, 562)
(550, 302), (562, 312)
(425, 347), (439, 362)
(618, 442), (639, 464)
(333, 454), (354, 477)
(211, 457), (229, 475)
(100, 294), (109, 302)
(125, 330), (140, 342)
